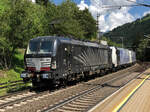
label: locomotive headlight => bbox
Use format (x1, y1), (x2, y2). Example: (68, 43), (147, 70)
(42, 73), (49, 79)
(20, 72), (28, 78)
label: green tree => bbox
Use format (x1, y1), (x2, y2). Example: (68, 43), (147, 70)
(74, 8), (97, 39)
(101, 36), (121, 47)
(137, 35), (150, 61)
(0, 0), (97, 69)
(36, 0), (49, 6)
(36, 0), (96, 39)
(46, 0), (85, 38)
(0, 0), (46, 69)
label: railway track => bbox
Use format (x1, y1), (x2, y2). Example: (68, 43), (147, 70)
(0, 91), (35, 109)
(1, 64), (144, 112)
(0, 80), (24, 89)
(0, 80), (23, 86)
(0, 80), (31, 90)
(0, 79), (31, 101)
(41, 70), (142, 112)
(0, 90), (50, 111)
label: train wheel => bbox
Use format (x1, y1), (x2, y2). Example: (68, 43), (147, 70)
(60, 78), (67, 88)
(84, 71), (89, 81)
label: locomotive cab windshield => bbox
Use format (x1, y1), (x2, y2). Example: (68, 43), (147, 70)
(26, 40), (53, 54)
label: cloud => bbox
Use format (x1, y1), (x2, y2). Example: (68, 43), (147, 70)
(78, 0), (88, 10)
(78, 0), (136, 32)
(143, 10), (150, 16)
(32, 0), (35, 3)
(32, 0), (36, 3)
(29, 0), (35, 3)
(101, 7), (134, 32)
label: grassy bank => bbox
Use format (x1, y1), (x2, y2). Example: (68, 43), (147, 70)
(0, 49), (31, 96)
(0, 82), (31, 96)
(0, 49), (24, 83)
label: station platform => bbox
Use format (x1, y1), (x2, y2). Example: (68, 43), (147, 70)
(89, 68), (150, 112)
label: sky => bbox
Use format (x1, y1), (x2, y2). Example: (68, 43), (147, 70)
(52, 0), (150, 32)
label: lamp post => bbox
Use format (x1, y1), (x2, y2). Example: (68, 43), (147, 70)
(120, 37), (124, 48)
(109, 36), (124, 48)
(140, 35), (150, 61)
(96, 13), (101, 43)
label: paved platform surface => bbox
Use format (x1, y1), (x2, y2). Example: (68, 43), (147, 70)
(89, 68), (150, 112)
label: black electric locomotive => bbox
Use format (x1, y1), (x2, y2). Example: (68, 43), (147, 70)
(21, 36), (112, 86)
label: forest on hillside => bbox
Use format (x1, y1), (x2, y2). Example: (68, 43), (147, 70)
(0, 0), (97, 69)
(104, 14), (150, 47)
(104, 14), (150, 61)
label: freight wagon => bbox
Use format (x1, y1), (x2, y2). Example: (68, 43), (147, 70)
(110, 47), (136, 69)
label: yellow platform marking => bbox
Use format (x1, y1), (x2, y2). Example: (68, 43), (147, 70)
(112, 75), (150, 112)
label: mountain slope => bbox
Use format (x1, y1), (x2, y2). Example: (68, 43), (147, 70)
(104, 14), (150, 48)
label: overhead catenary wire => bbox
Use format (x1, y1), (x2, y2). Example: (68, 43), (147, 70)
(127, 0), (150, 8)
(102, 0), (150, 9)
(89, 0), (150, 43)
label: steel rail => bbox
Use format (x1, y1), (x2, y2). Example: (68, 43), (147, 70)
(42, 70), (142, 112)
(0, 91), (48, 109)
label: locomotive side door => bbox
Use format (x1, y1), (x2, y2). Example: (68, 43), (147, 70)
(63, 44), (72, 73)
(65, 44), (72, 72)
